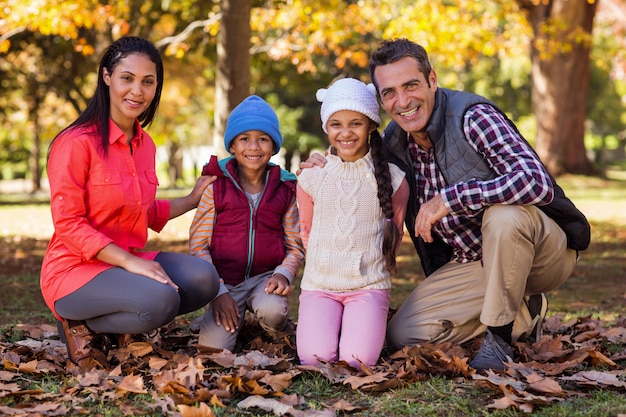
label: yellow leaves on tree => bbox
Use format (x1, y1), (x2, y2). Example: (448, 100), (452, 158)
(0, 0), (121, 55)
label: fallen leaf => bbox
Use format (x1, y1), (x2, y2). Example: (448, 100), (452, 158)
(178, 401), (217, 417)
(117, 373), (148, 394)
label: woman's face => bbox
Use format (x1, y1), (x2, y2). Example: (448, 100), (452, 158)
(325, 110), (374, 162)
(103, 53), (158, 137)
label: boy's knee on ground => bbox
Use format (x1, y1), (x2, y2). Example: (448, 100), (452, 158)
(252, 295), (289, 331)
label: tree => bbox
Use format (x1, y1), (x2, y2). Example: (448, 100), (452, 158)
(213, 0), (251, 158)
(517, 0), (597, 175)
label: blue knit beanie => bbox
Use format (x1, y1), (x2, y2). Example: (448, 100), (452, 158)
(223, 95), (283, 155)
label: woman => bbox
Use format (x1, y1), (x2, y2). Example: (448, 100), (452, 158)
(41, 36), (219, 371)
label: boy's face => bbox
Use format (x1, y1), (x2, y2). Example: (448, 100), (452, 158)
(229, 130), (274, 169)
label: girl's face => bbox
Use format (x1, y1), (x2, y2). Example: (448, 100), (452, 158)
(229, 130), (274, 170)
(326, 110), (375, 162)
(103, 53), (158, 137)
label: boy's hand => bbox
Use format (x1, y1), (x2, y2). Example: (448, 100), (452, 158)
(212, 293), (240, 333)
(265, 273), (292, 296)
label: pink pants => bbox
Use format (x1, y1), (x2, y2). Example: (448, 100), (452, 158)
(296, 289), (390, 368)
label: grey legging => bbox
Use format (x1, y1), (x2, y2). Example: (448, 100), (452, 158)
(55, 252), (219, 334)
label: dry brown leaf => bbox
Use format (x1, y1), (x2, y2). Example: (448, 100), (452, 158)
(572, 330), (602, 343)
(584, 349), (617, 367)
(17, 359), (38, 373)
(175, 356), (205, 388)
(471, 370), (528, 393)
(486, 394), (523, 411)
(259, 371), (293, 392)
(560, 371), (626, 390)
(117, 373), (148, 394)
(343, 371), (389, 390)
(243, 378), (271, 395)
(330, 398), (363, 412)
(78, 369), (104, 387)
(0, 370), (15, 381)
(153, 370), (191, 394)
(206, 350), (237, 368)
(149, 356), (169, 370)
(209, 393), (225, 407)
(524, 371), (564, 396)
(531, 336), (572, 361)
(126, 341), (154, 357)
(0, 402), (68, 416)
(2, 352), (19, 371)
(178, 402), (217, 417)
(233, 350), (286, 368)
(604, 326), (626, 343)
(237, 394), (296, 415)
(0, 382), (20, 392)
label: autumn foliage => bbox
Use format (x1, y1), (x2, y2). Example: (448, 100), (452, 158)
(0, 312), (625, 416)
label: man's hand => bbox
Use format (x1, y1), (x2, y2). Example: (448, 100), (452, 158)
(414, 194), (449, 243)
(212, 294), (240, 333)
(296, 152), (327, 175)
(265, 273), (292, 296)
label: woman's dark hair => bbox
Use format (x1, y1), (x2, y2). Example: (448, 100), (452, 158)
(368, 38), (433, 91)
(49, 36), (163, 157)
(369, 127), (400, 271)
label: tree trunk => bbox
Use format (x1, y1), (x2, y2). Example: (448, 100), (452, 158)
(213, 0), (252, 158)
(29, 107), (42, 193)
(518, 0), (597, 175)
(167, 140), (183, 189)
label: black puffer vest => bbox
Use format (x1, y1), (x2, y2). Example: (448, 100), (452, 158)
(383, 88), (590, 276)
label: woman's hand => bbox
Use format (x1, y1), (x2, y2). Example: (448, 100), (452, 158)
(169, 174), (217, 219)
(96, 243), (178, 290)
(122, 256), (179, 291)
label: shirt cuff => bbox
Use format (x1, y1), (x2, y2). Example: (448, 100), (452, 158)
(273, 265), (294, 283)
(215, 281), (229, 298)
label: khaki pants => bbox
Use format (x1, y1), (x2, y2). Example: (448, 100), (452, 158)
(387, 205), (578, 349)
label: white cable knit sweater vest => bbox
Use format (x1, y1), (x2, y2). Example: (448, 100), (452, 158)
(298, 151), (405, 292)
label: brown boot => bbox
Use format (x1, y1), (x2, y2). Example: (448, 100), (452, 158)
(59, 319), (109, 371)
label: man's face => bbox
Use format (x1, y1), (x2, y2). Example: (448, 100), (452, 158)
(374, 56), (437, 140)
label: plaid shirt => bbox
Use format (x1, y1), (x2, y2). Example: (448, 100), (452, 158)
(408, 104), (553, 262)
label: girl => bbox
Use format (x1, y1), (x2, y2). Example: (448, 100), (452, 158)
(296, 78), (409, 367)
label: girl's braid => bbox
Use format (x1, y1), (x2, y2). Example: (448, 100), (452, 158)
(370, 129), (400, 271)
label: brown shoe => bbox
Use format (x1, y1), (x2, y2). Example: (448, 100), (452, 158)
(59, 320), (109, 371)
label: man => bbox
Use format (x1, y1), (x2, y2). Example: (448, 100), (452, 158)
(303, 38), (590, 372)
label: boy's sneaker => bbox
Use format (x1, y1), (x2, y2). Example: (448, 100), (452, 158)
(524, 293), (548, 343)
(469, 329), (514, 372)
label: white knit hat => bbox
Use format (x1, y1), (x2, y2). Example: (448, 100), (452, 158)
(316, 78), (381, 133)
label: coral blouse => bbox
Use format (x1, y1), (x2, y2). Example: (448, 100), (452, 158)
(40, 119), (170, 319)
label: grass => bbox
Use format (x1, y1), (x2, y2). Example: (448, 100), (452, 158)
(0, 173), (625, 416)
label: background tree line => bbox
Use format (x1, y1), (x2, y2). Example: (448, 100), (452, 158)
(1, 0), (625, 193)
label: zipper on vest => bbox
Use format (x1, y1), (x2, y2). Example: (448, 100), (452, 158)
(241, 170), (270, 279)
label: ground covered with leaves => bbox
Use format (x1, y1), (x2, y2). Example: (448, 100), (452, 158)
(1, 181), (625, 416)
(1, 310), (625, 416)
